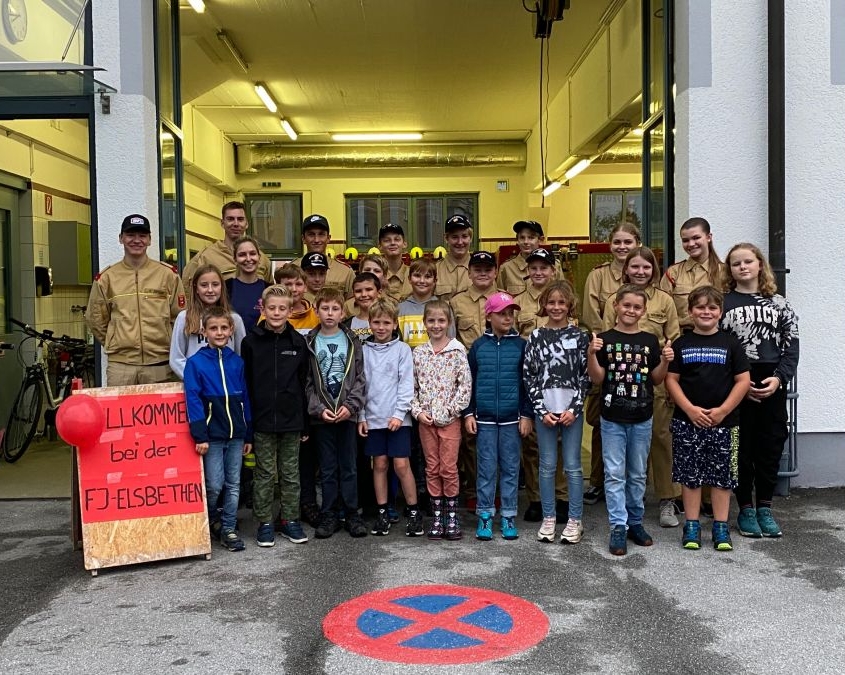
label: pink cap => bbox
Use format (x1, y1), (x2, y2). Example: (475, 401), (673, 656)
(485, 292), (521, 314)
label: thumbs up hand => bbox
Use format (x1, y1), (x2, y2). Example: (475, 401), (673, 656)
(588, 332), (603, 355)
(661, 339), (674, 362)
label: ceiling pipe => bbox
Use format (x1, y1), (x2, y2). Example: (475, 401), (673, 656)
(235, 142), (527, 173)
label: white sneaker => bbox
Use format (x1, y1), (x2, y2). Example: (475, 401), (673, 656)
(559, 518), (584, 544)
(537, 516), (556, 542)
(659, 499), (680, 528)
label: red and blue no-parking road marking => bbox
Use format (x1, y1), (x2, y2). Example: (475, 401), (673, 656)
(323, 584), (549, 665)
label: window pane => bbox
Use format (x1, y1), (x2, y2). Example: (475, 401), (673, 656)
(414, 198), (443, 250)
(648, 121), (665, 266)
(156, 0), (176, 124)
(380, 199), (408, 234)
(245, 194), (302, 254)
(649, 0), (665, 117)
(160, 127), (181, 266)
(347, 198), (378, 250)
(446, 197), (476, 227)
(590, 191), (624, 242)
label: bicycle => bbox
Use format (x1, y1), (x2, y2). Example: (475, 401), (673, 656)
(1, 318), (96, 463)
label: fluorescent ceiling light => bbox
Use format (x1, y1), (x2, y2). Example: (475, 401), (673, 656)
(217, 32), (249, 73)
(564, 159), (592, 181)
(187, 0), (205, 12)
(280, 118), (298, 140)
(542, 180), (562, 197)
(331, 132), (423, 142)
(254, 83), (278, 113)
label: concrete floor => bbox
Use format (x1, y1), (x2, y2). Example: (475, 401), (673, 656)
(1, 488), (844, 674)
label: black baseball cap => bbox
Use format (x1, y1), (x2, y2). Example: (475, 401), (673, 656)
(301, 252), (329, 270)
(469, 251), (497, 268)
(302, 214), (330, 233)
(378, 223), (405, 239)
(526, 248), (555, 266)
(121, 214), (151, 234)
(444, 214), (472, 232)
(513, 220), (544, 237)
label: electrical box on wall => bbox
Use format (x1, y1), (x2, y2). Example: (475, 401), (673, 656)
(48, 221), (92, 285)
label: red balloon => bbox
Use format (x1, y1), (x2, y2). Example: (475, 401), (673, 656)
(56, 394), (105, 449)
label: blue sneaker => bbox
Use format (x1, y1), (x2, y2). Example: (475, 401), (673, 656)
(712, 521), (733, 551)
(256, 522), (275, 548)
(737, 507), (763, 538)
(221, 529), (245, 552)
(756, 507), (782, 538)
(682, 520), (701, 550)
(609, 525), (627, 556)
(500, 516), (519, 540)
(475, 511), (493, 540)
(279, 519), (308, 544)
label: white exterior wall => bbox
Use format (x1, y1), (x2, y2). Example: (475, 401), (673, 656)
(92, 0), (159, 268)
(677, 1), (845, 485)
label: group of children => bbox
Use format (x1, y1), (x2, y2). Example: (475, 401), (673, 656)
(179, 217), (799, 557)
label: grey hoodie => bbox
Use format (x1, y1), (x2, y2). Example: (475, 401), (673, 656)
(359, 334), (414, 428)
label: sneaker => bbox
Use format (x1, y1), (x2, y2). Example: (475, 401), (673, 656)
(537, 516), (556, 543)
(659, 499), (680, 528)
(756, 507), (782, 538)
(256, 522), (275, 547)
(559, 518), (583, 544)
(712, 521), (733, 551)
(682, 520), (702, 550)
(386, 505), (400, 524)
(346, 513), (369, 538)
(700, 502), (714, 518)
(371, 509), (391, 536)
(314, 512), (341, 539)
(555, 499), (570, 524)
(300, 502), (321, 527)
(501, 516), (519, 541)
(737, 507), (763, 538)
(524, 501), (542, 522)
(279, 519), (308, 544)
(221, 529), (245, 552)
(475, 512), (493, 541)
(405, 509), (424, 537)
(609, 525), (627, 556)
(583, 485), (605, 505)
(627, 523), (654, 547)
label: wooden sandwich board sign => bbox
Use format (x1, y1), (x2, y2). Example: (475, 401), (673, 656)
(73, 383), (211, 574)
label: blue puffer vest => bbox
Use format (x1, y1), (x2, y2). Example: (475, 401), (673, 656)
(466, 328), (530, 423)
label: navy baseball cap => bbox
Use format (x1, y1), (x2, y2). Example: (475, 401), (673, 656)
(444, 214), (472, 232)
(121, 214), (151, 234)
(378, 223), (405, 239)
(513, 220), (544, 237)
(469, 251), (497, 267)
(302, 214), (330, 233)
(526, 248), (556, 266)
(302, 252), (329, 270)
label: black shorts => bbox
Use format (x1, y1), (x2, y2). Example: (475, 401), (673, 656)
(364, 426), (412, 458)
(671, 418), (739, 489)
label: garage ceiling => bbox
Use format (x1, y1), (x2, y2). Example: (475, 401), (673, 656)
(179, 0), (617, 145)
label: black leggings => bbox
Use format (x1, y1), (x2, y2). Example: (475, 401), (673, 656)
(734, 385), (788, 507)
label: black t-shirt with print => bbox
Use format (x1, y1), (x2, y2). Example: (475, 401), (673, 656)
(595, 329), (660, 424)
(668, 330), (749, 427)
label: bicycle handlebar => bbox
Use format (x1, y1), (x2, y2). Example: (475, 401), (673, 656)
(10, 318), (87, 347)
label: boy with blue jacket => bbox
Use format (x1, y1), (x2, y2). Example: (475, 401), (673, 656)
(464, 292), (533, 540)
(184, 306), (253, 552)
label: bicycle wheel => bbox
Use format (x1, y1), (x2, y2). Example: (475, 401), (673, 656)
(2, 378), (43, 463)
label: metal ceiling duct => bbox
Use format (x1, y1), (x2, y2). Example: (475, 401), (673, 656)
(236, 142), (527, 173)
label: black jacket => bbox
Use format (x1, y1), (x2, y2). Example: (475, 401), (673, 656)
(241, 322), (309, 434)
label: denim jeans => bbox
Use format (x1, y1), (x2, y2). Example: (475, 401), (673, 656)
(536, 414), (584, 520)
(204, 438), (244, 531)
(475, 422), (521, 518)
(600, 417), (652, 528)
(316, 421), (358, 515)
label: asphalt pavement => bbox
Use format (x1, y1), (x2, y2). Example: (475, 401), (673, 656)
(1, 489), (844, 674)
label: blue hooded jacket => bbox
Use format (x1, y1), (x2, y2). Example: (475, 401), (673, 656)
(465, 328), (532, 424)
(184, 345), (253, 443)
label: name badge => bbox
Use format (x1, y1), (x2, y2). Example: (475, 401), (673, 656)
(562, 338), (578, 349)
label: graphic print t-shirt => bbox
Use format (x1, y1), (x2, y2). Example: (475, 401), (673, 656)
(668, 330), (749, 427)
(595, 329), (660, 424)
(315, 331), (348, 401)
